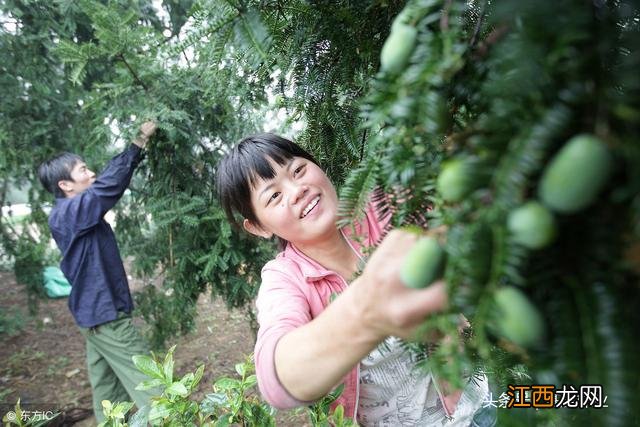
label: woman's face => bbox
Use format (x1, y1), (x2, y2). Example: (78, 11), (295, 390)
(244, 156), (339, 245)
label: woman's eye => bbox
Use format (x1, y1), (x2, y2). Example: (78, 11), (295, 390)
(294, 165), (305, 176)
(270, 192), (280, 202)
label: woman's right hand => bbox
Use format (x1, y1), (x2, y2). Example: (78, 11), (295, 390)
(349, 229), (448, 341)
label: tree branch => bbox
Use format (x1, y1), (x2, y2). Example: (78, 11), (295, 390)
(359, 129), (367, 162)
(116, 53), (149, 91)
(440, 0), (453, 32)
(0, 177), (19, 251)
(468, 0), (487, 48)
(472, 25), (509, 59)
(181, 47), (192, 68)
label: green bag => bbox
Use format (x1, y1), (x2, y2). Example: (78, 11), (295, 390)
(43, 266), (72, 298)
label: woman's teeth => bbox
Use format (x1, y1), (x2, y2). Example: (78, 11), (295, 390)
(301, 196), (320, 218)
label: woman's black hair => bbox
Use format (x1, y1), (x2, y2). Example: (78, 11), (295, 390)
(215, 133), (319, 239)
(38, 152), (83, 198)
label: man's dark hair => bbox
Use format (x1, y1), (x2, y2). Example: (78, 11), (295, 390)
(215, 133), (319, 232)
(38, 152), (83, 198)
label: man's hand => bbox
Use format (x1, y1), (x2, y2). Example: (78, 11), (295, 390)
(133, 120), (158, 148)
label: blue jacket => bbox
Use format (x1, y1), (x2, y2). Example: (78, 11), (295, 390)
(49, 144), (143, 328)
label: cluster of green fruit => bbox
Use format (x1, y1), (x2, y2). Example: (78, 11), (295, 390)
(509, 134), (612, 249)
(400, 134), (612, 348)
(437, 134), (612, 249)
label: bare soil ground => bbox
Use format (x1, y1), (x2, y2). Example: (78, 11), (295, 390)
(0, 269), (309, 426)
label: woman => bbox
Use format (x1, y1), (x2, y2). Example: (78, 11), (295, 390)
(216, 133), (491, 426)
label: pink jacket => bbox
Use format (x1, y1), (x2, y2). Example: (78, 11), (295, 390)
(254, 201), (389, 418)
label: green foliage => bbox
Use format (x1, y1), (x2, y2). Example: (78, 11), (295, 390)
(252, 0), (407, 184)
(2, 0), (274, 346)
(98, 400), (135, 427)
(337, 0), (640, 425)
(201, 355), (276, 427)
(0, 0), (108, 309)
(3, 1), (640, 425)
(306, 384), (357, 427)
(0, 203), (55, 314)
(99, 347), (357, 427)
(129, 345), (209, 426)
(1, 0), (409, 348)
(124, 347), (281, 426)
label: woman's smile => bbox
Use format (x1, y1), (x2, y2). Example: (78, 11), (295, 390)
(300, 195), (321, 219)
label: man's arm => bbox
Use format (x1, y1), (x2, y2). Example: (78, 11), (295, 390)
(69, 121), (157, 231)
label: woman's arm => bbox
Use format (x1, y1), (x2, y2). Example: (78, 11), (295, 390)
(274, 229), (448, 402)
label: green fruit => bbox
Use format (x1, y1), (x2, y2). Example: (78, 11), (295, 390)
(380, 24), (417, 74)
(539, 134), (612, 214)
(507, 201), (556, 249)
(391, 7), (413, 31)
(436, 158), (475, 203)
(493, 287), (544, 348)
(400, 236), (445, 289)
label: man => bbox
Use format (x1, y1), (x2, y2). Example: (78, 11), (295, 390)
(38, 121), (158, 422)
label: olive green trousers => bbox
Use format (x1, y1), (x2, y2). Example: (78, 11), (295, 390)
(79, 314), (158, 423)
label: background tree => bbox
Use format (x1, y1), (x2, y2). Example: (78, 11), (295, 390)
(1, 0), (275, 345)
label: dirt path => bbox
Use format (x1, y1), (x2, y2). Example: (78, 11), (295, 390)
(0, 271), (309, 426)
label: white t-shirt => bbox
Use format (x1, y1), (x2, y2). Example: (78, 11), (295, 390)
(357, 337), (489, 426)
